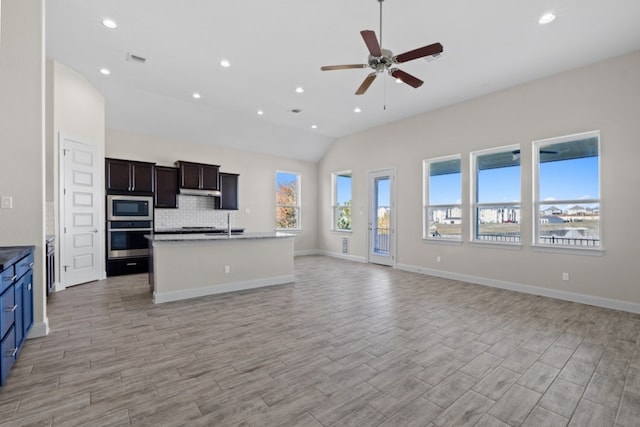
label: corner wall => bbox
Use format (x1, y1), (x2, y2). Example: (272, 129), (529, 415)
(0, 0), (46, 335)
(318, 50), (640, 310)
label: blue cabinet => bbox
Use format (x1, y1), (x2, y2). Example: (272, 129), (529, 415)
(0, 247), (34, 387)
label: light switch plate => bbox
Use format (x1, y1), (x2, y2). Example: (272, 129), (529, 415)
(1, 196), (13, 209)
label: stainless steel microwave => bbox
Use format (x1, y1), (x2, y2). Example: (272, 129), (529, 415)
(107, 195), (153, 221)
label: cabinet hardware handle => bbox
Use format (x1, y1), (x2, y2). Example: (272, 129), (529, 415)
(5, 305), (17, 313)
(3, 275), (17, 282)
(126, 262), (137, 266)
(7, 348), (18, 358)
(29, 262), (34, 267)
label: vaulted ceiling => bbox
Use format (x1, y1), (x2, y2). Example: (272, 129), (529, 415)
(46, 0), (640, 162)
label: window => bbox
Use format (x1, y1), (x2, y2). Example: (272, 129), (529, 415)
(534, 131), (600, 248)
(424, 156), (462, 240)
(275, 171), (301, 229)
(472, 146), (521, 243)
(332, 171), (352, 231)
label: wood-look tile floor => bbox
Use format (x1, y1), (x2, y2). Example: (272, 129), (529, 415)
(1, 255), (639, 426)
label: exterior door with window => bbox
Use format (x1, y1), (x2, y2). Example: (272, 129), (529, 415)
(369, 169), (395, 266)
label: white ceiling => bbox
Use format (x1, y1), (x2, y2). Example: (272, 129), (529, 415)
(46, 0), (640, 162)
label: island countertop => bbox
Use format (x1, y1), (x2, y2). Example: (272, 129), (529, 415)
(145, 231), (295, 242)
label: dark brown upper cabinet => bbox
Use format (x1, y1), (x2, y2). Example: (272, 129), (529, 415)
(175, 161), (220, 191)
(106, 158), (155, 195)
(215, 172), (239, 210)
(154, 166), (179, 208)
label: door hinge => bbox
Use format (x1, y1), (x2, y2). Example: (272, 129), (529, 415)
(63, 148), (70, 156)
(63, 265), (69, 272)
(64, 227), (67, 234)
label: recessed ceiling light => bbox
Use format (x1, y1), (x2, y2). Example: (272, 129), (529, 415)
(395, 78), (403, 84)
(192, 93), (201, 99)
(311, 125), (317, 129)
(354, 107), (362, 113)
(99, 68), (111, 75)
(220, 59), (231, 68)
(295, 87), (304, 94)
(539, 12), (556, 25)
(102, 18), (118, 29)
(257, 110), (264, 115)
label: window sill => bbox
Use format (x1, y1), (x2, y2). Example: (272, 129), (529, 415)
(331, 229), (352, 234)
(469, 241), (522, 250)
(531, 244), (604, 256)
(276, 228), (302, 233)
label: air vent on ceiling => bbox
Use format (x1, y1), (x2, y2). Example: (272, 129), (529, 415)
(127, 53), (147, 64)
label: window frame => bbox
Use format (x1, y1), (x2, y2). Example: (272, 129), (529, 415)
(471, 145), (522, 246)
(532, 130), (602, 251)
(275, 170), (301, 231)
(423, 155), (462, 241)
(331, 170), (352, 232)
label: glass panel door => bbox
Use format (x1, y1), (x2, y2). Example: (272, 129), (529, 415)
(369, 169), (394, 266)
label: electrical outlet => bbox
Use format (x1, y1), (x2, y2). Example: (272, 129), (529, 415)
(562, 272), (569, 281)
(1, 196), (13, 209)
(224, 265), (230, 274)
(436, 256), (441, 263)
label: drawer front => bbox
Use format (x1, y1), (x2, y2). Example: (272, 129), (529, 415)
(0, 286), (16, 339)
(15, 252), (34, 281)
(0, 325), (16, 386)
(1, 265), (16, 295)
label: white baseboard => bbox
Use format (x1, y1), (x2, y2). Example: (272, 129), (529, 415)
(27, 320), (49, 338)
(295, 250), (321, 257)
(53, 281), (65, 292)
(153, 274), (296, 304)
(396, 263), (640, 314)
(317, 250), (367, 263)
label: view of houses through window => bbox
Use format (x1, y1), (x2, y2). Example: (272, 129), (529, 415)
(333, 171), (352, 231)
(275, 171), (300, 229)
(424, 156), (462, 240)
(535, 132), (600, 247)
(473, 147), (521, 243)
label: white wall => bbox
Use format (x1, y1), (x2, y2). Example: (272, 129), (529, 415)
(106, 129), (319, 253)
(319, 50), (640, 310)
(47, 60), (106, 283)
(0, 0), (46, 335)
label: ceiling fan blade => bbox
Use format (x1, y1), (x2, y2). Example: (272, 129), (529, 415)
(320, 64), (368, 71)
(355, 73), (377, 95)
(360, 30), (382, 57)
(390, 69), (423, 88)
(394, 42), (443, 63)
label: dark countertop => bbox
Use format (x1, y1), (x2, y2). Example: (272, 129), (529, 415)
(154, 227), (245, 234)
(146, 231), (294, 242)
(0, 246), (35, 271)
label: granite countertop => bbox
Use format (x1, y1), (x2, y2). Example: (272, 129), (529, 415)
(154, 227), (245, 234)
(0, 246), (35, 271)
(146, 231), (295, 242)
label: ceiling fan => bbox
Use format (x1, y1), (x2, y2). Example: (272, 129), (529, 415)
(320, 0), (443, 95)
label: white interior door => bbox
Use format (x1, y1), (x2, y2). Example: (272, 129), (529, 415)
(369, 168), (395, 266)
(60, 136), (102, 287)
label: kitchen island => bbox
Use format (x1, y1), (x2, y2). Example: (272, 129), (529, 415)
(146, 232), (295, 303)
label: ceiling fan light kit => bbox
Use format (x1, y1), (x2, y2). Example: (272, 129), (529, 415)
(320, 0), (443, 95)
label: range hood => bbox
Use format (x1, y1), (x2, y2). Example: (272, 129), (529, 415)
(179, 188), (221, 197)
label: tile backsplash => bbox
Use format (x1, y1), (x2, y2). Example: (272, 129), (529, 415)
(155, 195), (236, 230)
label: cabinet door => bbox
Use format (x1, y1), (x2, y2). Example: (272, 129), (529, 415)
(22, 270), (33, 339)
(155, 166), (178, 208)
(14, 280), (23, 350)
(131, 162), (155, 194)
(201, 165), (220, 190)
(180, 163), (201, 189)
(106, 159), (131, 192)
(215, 173), (239, 210)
